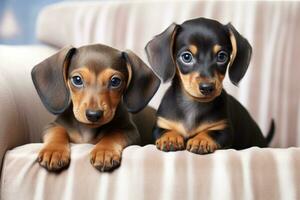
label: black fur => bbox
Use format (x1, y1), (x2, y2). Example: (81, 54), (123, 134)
(146, 17), (275, 153)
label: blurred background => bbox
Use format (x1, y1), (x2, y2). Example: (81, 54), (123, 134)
(0, 0), (62, 44)
(0, 0), (81, 44)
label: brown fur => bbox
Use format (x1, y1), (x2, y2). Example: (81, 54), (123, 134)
(189, 44), (198, 55)
(177, 67), (225, 102)
(32, 44), (160, 172)
(213, 44), (222, 54)
(90, 131), (128, 171)
(155, 130), (185, 151)
(37, 125), (70, 171)
(229, 30), (237, 67)
(68, 68), (126, 126)
(186, 131), (220, 154)
(157, 117), (227, 139)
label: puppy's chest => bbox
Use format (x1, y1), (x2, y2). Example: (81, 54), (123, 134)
(157, 104), (227, 138)
(68, 127), (104, 144)
(157, 116), (227, 139)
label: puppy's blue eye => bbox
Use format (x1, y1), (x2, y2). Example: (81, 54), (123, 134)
(110, 76), (122, 88)
(217, 51), (229, 64)
(181, 52), (193, 63)
(71, 76), (83, 87)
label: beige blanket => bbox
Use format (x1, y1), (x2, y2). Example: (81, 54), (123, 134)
(1, 144), (300, 200)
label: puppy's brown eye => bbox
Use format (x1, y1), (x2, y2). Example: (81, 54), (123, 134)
(110, 76), (122, 88)
(180, 51), (193, 64)
(71, 76), (83, 88)
(217, 51), (229, 64)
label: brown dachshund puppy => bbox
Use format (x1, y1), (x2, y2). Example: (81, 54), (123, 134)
(32, 44), (160, 172)
(145, 18), (274, 154)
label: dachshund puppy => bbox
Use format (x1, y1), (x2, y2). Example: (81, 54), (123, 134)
(32, 44), (160, 171)
(145, 17), (274, 154)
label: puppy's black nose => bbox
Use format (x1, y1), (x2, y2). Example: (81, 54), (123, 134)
(199, 83), (215, 95)
(86, 109), (103, 122)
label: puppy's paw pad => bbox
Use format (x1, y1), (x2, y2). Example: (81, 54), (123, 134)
(37, 145), (70, 171)
(90, 148), (121, 172)
(187, 136), (219, 154)
(156, 132), (185, 152)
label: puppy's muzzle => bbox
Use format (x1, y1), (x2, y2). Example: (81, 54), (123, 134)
(199, 83), (215, 96)
(86, 109), (103, 122)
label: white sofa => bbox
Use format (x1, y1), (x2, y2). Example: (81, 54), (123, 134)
(1, 1), (300, 199)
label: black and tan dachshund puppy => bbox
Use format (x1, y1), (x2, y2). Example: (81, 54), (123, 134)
(32, 44), (160, 171)
(145, 18), (274, 154)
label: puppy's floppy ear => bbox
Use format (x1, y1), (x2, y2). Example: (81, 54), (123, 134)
(227, 23), (252, 86)
(122, 50), (160, 113)
(145, 23), (180, 82)
(31, 46), (76, 114)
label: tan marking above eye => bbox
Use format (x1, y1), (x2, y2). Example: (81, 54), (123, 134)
(189, 45), (198, 55)
(71, 67), (92, 77)
(213, 44), (222, 54)
(97, 68), (125, 87)
(70, 67), (95, 86)
(176, 66), (224, 102)
(157, 117), (227, 139)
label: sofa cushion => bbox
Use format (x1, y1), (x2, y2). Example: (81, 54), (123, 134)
(1, 144), (300, 200)
(35, 1), (300, 148)
(0, 45), (57, 171)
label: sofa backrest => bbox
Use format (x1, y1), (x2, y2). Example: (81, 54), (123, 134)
(36, 0), (300, 148)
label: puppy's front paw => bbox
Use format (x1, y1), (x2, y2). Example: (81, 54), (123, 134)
(37, 144), (70, 171)
(90, 147), (121, 172)
(156, 131), (185, 152)
(186, 134), (220, 154)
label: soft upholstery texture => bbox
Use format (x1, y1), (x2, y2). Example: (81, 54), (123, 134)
(2, 144), (300, 200)
(36, 0), (300, 148)
(0, 45), (56, 171)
